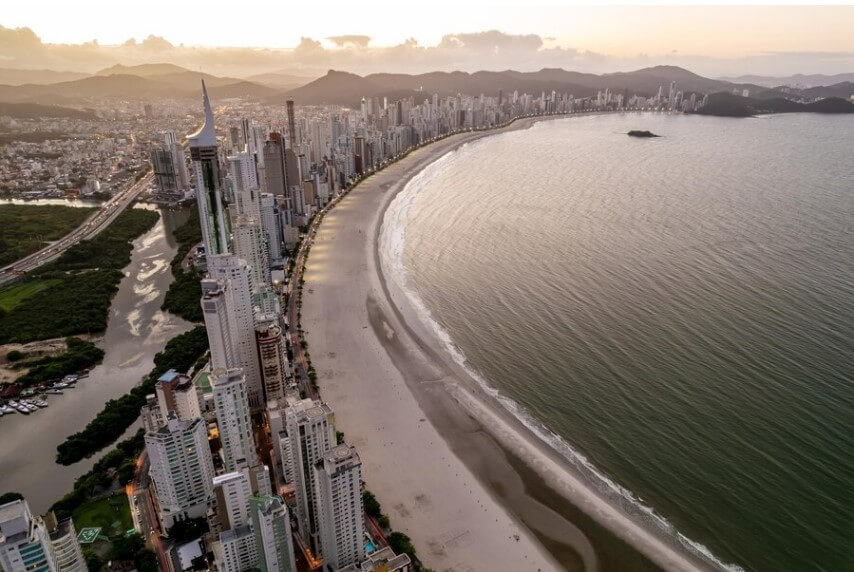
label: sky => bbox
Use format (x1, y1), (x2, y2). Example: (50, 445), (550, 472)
(1, 2), (854, 77)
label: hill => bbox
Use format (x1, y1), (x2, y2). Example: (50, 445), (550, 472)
(0, 68), (89, 86)
(245, 72), (315, 90)
(286, 66), (766, 107)
(694, 93), (854, 117)
(94, 63), (191, 77)
(720, 72), (854, 88)
(0, 72), (277, 103)
(0, 102), (96, 119)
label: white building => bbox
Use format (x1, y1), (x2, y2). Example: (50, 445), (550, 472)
(215, 525), (257, 572)
(211, 465), (272, 572)
(233, 214), (271, 295)
(145, 414), (215, 530)
(201, 279), (238, 371)
(250, 495), (296, 572)
(0, 499), (56, 572)
(212, 368), (258, 472)
(259, 193), (284, 268)
(313, 445), (365, 571)
(207, 254), (264, 409)
(283, 399), (335, 550)
(155, 370), (202, 423)
(46, 516), (85, 572)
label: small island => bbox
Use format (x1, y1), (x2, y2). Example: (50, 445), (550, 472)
(628, 130), (660, 138)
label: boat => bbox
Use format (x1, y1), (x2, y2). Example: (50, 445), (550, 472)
(10, 401), (29, 414)
(22, 401), (38, 412)
(34, 399), (48, 408)
(0, 405), (15, 414)
(53, 382), (69, 389)
(45, 388), (63, 395)
(63, 375), (79, 384)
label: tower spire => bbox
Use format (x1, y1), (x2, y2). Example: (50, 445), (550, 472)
(189, 79), (217, 148)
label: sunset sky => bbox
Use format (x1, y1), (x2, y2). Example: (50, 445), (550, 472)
(2, 2), (853, 76)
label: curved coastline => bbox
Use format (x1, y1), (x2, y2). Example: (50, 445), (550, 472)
(302, 114), (727, 571)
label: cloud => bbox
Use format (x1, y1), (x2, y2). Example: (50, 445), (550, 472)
(1, 26), (852, 78)
(327, 35), (371, 48)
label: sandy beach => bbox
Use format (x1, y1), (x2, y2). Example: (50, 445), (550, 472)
(302, 117), (713, 572)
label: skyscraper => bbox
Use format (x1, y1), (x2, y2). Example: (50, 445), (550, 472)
(144, 414), (215, 530)
(0, 499), (57, 572)
(283, 399), (335, 550)
(250, 495), (296, 572)
(232, 215), (271, 294)
(190, 80), (229, 256)
(207, 255), (264, 409)
(313, 445), (365, 570)
(155, 370), (202, 423)
(255, 318), (287, 404)
(260, 193), (284, 268)
(44, 514), (86, 572)
(212, 368), (258, 472)
(286, 100), (297, 150)
(201, 279), (238, 372)
(211, 465), (271, 572)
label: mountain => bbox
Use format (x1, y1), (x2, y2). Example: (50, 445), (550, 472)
(0, 68), (89, 86)
(694, 93), (854, 117)
(720, 73), (854, 88)
(245, 72), (315, 90)
(801, 82), (854, 100)
(94, 63), (191, 77)
(286, 66), (765, 107)
(0, 72), (277, 103)
(0, 102), (96, 119)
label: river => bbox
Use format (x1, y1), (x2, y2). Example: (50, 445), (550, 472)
(0, 204), (193, 512)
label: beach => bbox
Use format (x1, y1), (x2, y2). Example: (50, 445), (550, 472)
(301, 117), (711, 572)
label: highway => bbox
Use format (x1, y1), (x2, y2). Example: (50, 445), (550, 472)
(0, 169), (154, 286)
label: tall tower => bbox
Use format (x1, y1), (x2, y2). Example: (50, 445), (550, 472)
(255, 318), (287, 404)
(201, 278), (238, 371)
(207, 255), (264, 409)
(212, 368), (258, 472)
(283, 399), (335, 551)
(190, 80), (229, 256)
(46, 515), (86, 572)
(145, 413), (215, 529)
(313, 445), (366, 570)
(0, 499), (57, 572)
(250, 495), (297, 572)
(286, 100), (297, 149)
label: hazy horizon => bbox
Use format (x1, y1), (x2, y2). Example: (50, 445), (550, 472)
(2, 4), (854, 78)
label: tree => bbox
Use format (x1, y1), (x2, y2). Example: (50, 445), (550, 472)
(388, 532), (417, 561)
(83, 548), (103, 572)
(135, 549), (158, 572)
(0, 492), (24, 504)
(362, 491), (382, 519)
(109, 534), (144, 561)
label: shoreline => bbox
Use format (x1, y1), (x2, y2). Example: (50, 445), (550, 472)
(302, 114), (717, 571)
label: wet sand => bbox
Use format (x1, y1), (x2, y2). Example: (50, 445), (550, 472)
(302, 117), (710, 571)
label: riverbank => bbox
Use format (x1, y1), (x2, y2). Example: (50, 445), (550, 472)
(0, 207), (193, 512)
(302, 115), (717, 571)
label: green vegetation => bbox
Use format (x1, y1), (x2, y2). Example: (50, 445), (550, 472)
(14, 337), (103, 387)
(363, 491), (382, 520)
(56, 326), (208, 465)
(0, 278), (63, 312)
(0, 208), (159, 344)
(0, 492), (24, 505)
(6, 350), (23, 361)
(108, 534), (157, 572)
(161, 208), (203, 322)
(388, 532), (418, 563)
(0, 204), (96, 267)
(72, 494), (133, 536)
(51, 429), (145, 520)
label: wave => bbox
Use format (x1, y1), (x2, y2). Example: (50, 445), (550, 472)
(378, 142), (745, 572)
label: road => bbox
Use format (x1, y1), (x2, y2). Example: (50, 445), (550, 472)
(0, 170), (154, 286)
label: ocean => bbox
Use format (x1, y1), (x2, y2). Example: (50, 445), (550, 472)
(381, 113), (854, 571)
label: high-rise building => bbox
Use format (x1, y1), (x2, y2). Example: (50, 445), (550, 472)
(155, 370), (202, 423)
(164, 131), (190, 190)
(255, 318), (287, 404)
(207, 255), (264, 409)
(201, 279), (238, 372)
(228, 152), (260, 207)
(145, 413), (215, 530)
(190, 80), (229, 256)
(44, 514), (86, 572)
(259, 193), (284, 268)
(313, 445), (365, 570)
(232, 214), (271, 294)
(0, 499), (57, 572)
(212, 368), (258, 472)
(250, 495), (296, 572)
(283, 399), (335, 549)
(211, 465), (271, 572)
(286, 100), (297, 149)
(150, 148), (180, 197)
